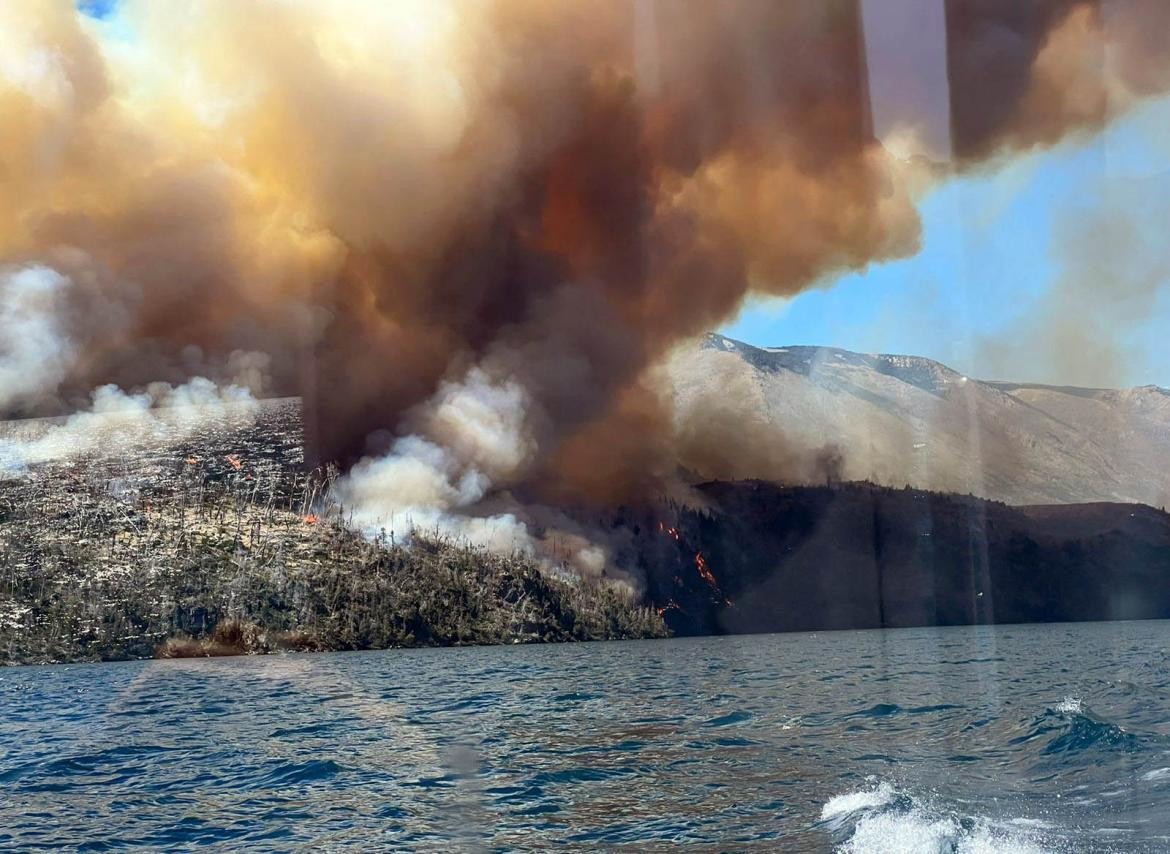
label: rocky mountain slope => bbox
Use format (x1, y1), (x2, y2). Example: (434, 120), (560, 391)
(668, 334), (1170, 507)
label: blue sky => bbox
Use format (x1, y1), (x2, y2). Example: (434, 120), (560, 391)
(78, 0), (117, 19)
(722, 97), (1170, 388)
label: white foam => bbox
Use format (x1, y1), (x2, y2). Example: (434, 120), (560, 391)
(840, 810), (957, 853)
(1055, 696), (1083, 714)
(842, 812), (1049, 854)
(1005, 818), (1056, 830)
(1142, 767), (1170, 781)
(820, 782), (896, 820)
(823, 783), (1053, 854)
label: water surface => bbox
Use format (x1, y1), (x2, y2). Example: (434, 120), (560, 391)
(4, 622), (1170, 851)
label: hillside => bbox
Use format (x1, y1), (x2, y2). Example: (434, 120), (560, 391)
(0, 401), (664, 665)
(668, 334), (1170, 507)
(618, 481), (1170, 636)
(6, 371), (1170, 664)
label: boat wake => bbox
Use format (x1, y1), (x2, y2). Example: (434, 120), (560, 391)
(818, 781), (1056, 853)
(817, 696), (1170, 852)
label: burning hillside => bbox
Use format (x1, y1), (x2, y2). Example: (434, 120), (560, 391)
(0, 401), (663, 665)
(6, 392), (1170, 664)
(3, 2), (1170, 581)
(624, 481), (1170, 636)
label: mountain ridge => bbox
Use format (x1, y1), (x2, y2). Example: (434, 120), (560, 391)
(701, 332), (1170, 397)
(667, 334), (1170, 508)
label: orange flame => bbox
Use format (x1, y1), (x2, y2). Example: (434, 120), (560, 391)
(657, 522), (682, 541)
(661, 521), (723, 599)
(303, 514), (319, 525)
(225, 454), (243, 471)
(695, 552), (721, 595)
(656, 600), (681, 617)
(184, 456), (198, 465)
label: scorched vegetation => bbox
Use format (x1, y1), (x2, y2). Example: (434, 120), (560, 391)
(0, 401), (665, 665)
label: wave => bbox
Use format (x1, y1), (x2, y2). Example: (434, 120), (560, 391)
(819, 781), (1057, 854)
(1011, 696), (1142, 757)
(818, 692), (1167, 854)
(846, 702), (962, 719)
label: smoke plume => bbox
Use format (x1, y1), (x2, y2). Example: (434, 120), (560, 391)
(3, 1), (1169, 573)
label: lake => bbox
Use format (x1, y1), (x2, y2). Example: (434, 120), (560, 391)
(3, 622), (1170, 851)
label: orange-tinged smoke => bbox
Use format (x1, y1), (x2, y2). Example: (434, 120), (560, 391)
(2, 0), (1169, 572)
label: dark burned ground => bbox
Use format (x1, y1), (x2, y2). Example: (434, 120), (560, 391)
(0, 400), (663, 666)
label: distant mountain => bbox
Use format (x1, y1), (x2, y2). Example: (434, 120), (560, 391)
(668, 334), (1170, 507)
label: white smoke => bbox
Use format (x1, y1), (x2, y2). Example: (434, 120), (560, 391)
(0, 377), (258, 476)
(336, 365), (624, 584)
(0, 266), (75, 410)
(336, 367), (535, 550)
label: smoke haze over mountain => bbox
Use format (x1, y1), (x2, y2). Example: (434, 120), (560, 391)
(672, 334), (1170, 509)
(974, 173), (1170, 390)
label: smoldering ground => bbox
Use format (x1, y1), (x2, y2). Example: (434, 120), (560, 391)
(3, 0), (1169, 577)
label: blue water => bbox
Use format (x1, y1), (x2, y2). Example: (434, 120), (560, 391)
(3, 622), (1170, 852)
